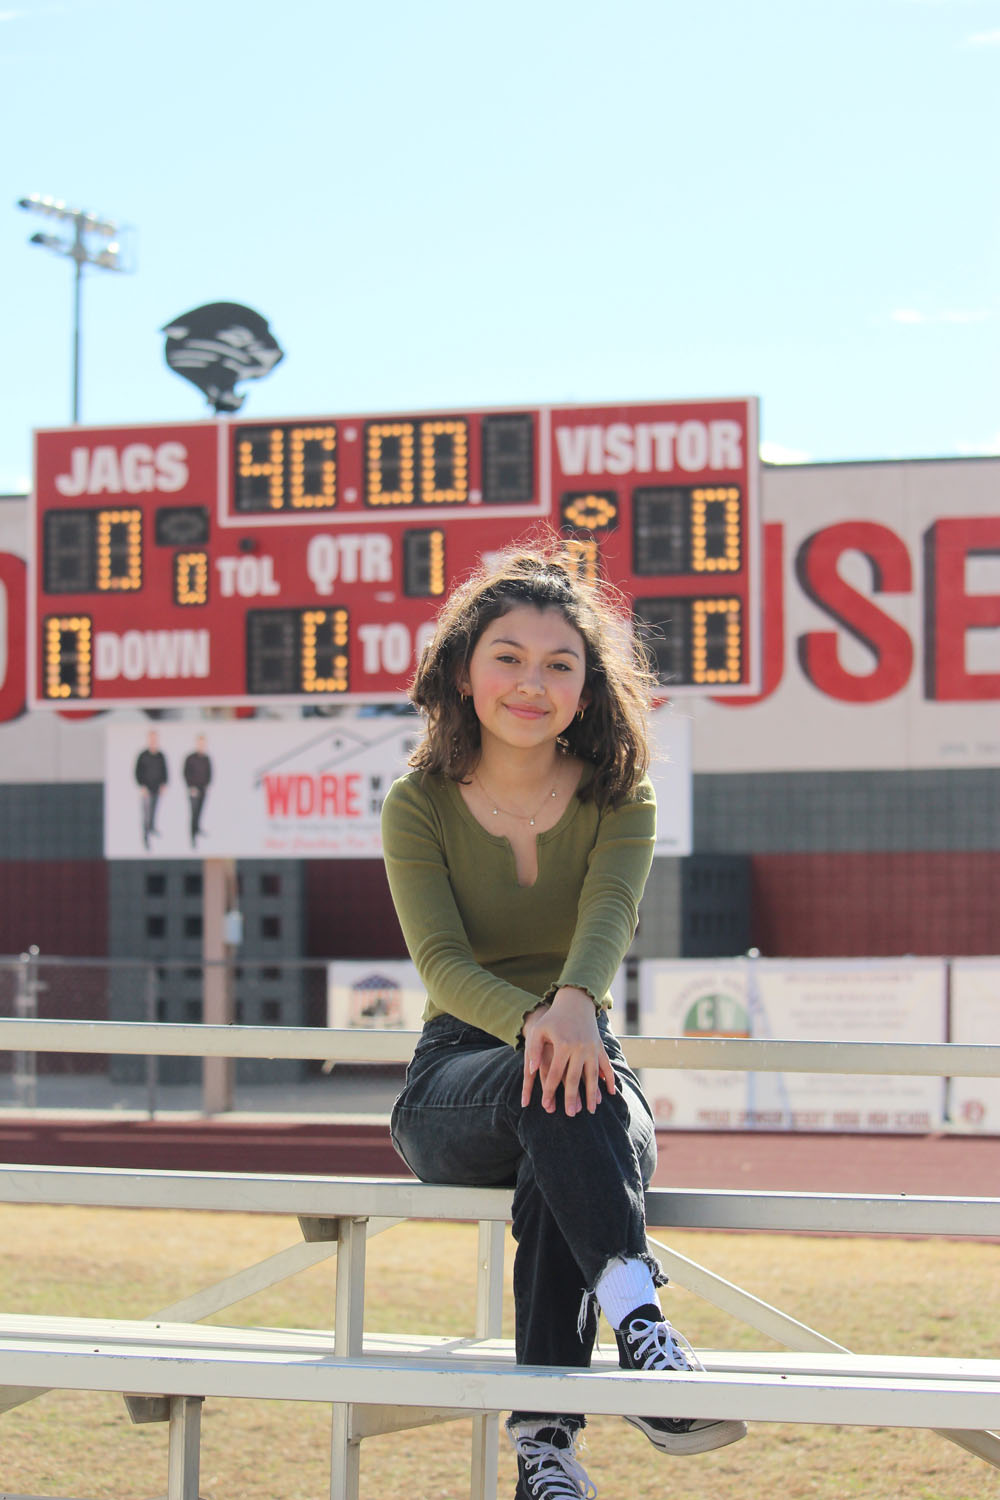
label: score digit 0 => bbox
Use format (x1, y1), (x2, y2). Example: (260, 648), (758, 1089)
(43, 615), (93, 699)
(174, 552), (209, 606)
(692, 598), (742, 684)
(42, 508), (143, 595)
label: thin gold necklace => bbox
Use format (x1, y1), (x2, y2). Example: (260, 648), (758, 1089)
(475, 770), (559, 826)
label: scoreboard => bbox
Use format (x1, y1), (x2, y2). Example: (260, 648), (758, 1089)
(30, 396), (760, 707)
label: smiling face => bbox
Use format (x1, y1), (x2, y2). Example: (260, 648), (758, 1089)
(460, 604), (590, 756)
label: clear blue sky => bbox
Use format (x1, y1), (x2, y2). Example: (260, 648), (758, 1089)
(3, 0), (998, 494)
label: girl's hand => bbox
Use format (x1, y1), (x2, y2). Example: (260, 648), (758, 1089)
(521, 988), (617, 1116)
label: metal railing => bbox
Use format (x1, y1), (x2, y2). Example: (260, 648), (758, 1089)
(1, 1012), (1000, 1113)
(4, 951), (1000, 1123)
(0, 952), (340, 1117)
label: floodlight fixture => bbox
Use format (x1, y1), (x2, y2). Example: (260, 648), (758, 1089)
(18, 193), (132, 422)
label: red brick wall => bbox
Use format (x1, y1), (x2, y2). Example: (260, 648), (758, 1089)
(0, 860), (107, 957)
(304, 859), (408, 959)
(751, 852), (1000, 957)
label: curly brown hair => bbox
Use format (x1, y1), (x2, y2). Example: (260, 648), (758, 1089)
(407, 536), (657, 807)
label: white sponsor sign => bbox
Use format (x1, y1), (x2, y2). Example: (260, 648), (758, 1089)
(640, 960), (750, 1129)
(327, 960), (427, 1030)
(105, 715), (420, 859)
(640, 957), (947, 1132)
(948, 958), (1000, 1133)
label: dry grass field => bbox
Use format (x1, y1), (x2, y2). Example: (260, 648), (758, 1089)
(0, 1204), (997, 1499)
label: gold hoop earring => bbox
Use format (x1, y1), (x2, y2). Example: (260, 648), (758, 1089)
(576, 708), (585, 722)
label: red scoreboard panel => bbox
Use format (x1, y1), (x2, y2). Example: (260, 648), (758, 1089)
(30, 396), (760, 707)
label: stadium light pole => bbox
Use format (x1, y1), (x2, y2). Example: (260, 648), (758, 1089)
(17, 194), (128, 424)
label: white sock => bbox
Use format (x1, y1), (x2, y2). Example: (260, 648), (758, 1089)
(595, 1258), (658, 1331)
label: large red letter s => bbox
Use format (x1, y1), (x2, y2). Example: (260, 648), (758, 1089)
(795, 522), (913, 703)
(0, 550), (26, 724)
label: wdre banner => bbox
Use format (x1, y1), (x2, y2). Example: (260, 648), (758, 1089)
(639, 957), (947, 1133)
(105, 714), (419, 859)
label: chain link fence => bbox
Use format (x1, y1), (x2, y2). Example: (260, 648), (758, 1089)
(0, 952), (402, 1117)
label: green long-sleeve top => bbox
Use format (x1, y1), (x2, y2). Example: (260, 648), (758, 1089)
(380, 766), (656, 1047)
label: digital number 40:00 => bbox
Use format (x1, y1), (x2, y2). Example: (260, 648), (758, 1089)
(233, 419), (473, 513)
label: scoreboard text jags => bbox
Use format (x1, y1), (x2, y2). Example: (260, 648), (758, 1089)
(31, 397), (759, 707)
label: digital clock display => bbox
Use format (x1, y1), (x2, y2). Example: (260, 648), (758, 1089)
(231, 411), (537, 514)
(31, 397), (760, 706)
(235, 424), (339, 512)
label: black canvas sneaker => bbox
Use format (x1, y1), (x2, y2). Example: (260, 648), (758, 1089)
(511, 1423), (596, 1500)
(615, 1303), (748, 1456)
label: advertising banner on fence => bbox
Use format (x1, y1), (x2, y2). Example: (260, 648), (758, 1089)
(948, 958), (1000, 1133)
(327, 960), (627, 1034)
(639, 957), (947, 1132)
(104, 708), (691, 860)
(327, 960), (427, 1031)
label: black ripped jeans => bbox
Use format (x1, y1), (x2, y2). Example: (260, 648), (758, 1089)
(389, 1011), (661, 1429)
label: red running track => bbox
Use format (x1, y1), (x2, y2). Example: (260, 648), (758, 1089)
(0, 1117), (996, 1199)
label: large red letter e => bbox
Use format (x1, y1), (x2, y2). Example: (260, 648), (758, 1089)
(925, 517), (1000, 701)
